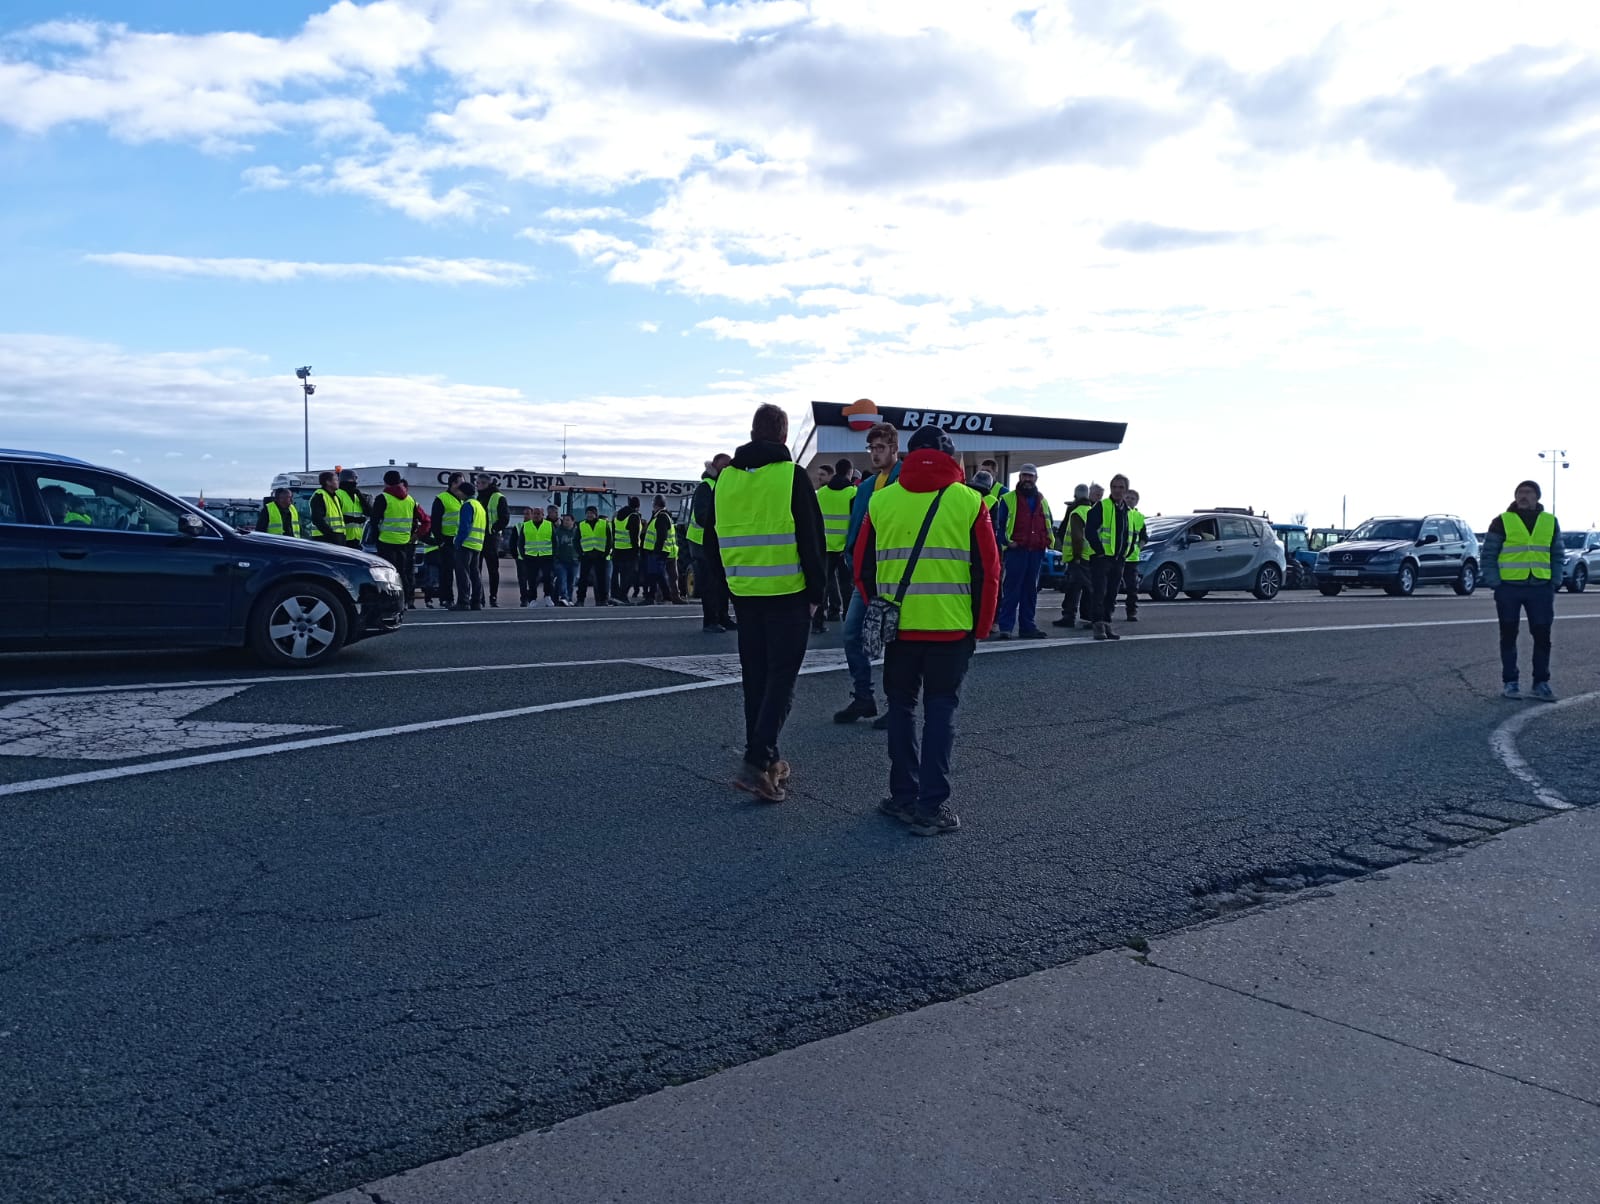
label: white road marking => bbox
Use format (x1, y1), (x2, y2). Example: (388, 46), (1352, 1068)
(2, 613), (1597, 797)
(0, 688), (334, 761)
(1488, 690), (1600, 811)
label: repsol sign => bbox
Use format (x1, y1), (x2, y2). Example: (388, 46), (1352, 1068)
(436, 471), (569, 490)
(899, 411), (996, 433)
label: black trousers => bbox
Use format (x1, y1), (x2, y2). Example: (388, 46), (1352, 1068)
(735, 593), (811, 769)
(1121, 562), (1140, 618)
(694, 547), (730, 627)
(884, 635), (975, 812)
(436, 541), (457, 604)
(578, 554), (610, 605)
(374, 541), (415, 603)
(1089, 557), (1121, 623)
(612, 550), (639, 599)
(823, 551), (852, 620)
(518, 557), (554, 603)
(482, 535), (502, 600)
(1061, 561), (1092, 623)
(455, 549), (484, 607)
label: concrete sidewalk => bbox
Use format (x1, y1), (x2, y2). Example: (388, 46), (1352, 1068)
(323, 807), (1600, 1204)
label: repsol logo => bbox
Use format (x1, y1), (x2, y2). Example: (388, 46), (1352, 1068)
(436, 471), (569, 490)
(900, 411), (996, 433)
(640, 480), (694, 495)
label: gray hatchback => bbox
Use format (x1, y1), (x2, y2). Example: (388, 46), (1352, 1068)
(1138, 512), (1287, 602)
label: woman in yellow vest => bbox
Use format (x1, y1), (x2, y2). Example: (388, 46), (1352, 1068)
(854, 425), (1000, 836)
(703, 404), (828, 803)
(1484, 479), (1564, 701)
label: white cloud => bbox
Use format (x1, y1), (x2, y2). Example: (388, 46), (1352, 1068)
(84, 252), (537, 286)
(638, 320), (660, 333)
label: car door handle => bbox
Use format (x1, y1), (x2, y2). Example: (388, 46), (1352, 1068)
(56, 548), (89, 560)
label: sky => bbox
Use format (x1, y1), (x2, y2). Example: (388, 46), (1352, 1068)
(1, 0), (1597, 528)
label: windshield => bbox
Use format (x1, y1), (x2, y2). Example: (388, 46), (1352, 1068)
(1145, 518), (1186, 540)
(1347, 519), (1420, 542)
(1562, 532), (1588, 550)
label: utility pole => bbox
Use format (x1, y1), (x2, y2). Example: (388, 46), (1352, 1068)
(563, 424), (572, 474)
(297, 367), (315, 472)
(1536, 450), (1569, 515)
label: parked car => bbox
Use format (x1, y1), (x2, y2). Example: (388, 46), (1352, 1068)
(1039, 546), (1066, 590)
(1314, 515), (1478, 597)
(1138, 511), (1286, 601)
(1561, 529), (1600, 593)
(0, 449), (404, 666)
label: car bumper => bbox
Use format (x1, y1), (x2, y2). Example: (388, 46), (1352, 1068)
(351, 584), (405, 642)
(1316, 566), (1399, 587)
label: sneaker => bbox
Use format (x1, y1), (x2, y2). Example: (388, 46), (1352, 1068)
(908, 804), (961, 836)
(1051, 617), (1074, 628)
(448, 603), (471, 611)
(1103, 623), (1121, 641)
(1020, 629), (1046, 640)
(1532, 682), (1557, 703)
(1502, 681), (1522, 701)
(1092, 622), (1109, 640)
(833, 697), (879, 724)
(489, 598), (499, 608)
(872, 713), (890, 731)
(768, 760), (791, 788)
(732, 762), (785, 802)
(878, 797), (916, 823)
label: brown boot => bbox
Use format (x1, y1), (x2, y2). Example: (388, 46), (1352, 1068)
(733, 761), (786, 802)
(1103, 622), (1121, 641)
(1092, 622), (1110, 641)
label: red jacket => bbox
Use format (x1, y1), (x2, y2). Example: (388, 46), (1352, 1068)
(852, 449), (1000, 641)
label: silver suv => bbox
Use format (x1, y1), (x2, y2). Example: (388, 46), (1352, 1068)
(1138, 511), (1287, 602)
(1562, 529), (1600, 593)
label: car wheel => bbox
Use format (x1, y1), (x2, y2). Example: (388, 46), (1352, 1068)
(1570, 565), (1589, 594)
(1317, 582), (1342, 597)
(1252, 562), (1282, 600)
(249, 582), (348, 668)
(1150, 563), (1182, 602)
(1183, 590), (1209, 600)
(1384, 562), (1417, 597)
(1453, 561), (1478, 596)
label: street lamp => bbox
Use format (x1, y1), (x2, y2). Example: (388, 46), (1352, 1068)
(1536, 449), (1570, 514)
(563, 424), (572, 474)
(296, 367), (315, 472)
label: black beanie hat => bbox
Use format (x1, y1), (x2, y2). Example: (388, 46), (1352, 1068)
(1516, 479), (1542, 498)
(907, 425), (957, 458)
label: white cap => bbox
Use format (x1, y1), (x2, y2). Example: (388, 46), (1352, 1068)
(1019, 463), (1039, 476)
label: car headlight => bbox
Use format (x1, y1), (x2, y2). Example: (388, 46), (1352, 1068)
(1368, 550), (1401, 563)
(369, 563), (400, 586)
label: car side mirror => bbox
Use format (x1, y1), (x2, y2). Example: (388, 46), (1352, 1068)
(1418, 534), (1438, 546)
(178, 513), (206, 538)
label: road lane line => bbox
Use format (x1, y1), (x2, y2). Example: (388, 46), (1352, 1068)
(1489, 690), (1600, 811)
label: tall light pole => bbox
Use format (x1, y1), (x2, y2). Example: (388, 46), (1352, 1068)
(563, 424), (572, 474)
(296, 367), (316, 471)
(1536, 449), (1569, 514)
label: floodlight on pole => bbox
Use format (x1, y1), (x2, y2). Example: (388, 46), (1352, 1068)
(296, 367), (315, 472)
(1536, 449), (1570, 515)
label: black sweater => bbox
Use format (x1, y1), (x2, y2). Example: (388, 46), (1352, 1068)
(702, 441), (827, 605)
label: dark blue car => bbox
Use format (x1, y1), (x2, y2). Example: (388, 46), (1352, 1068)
(0, 449), (404, 666)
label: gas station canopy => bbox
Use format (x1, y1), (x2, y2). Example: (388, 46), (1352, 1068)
(794, 400), (1126, 485)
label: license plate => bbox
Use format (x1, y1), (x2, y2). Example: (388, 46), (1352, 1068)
(1332, 569), (1358, 577)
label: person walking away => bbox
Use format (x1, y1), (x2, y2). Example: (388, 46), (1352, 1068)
(552, 512), (580, 605)
(1053, 484), (1092, 628)
(368, 470), (420, 608)
(991, 464), (1054, 640)
(855, 426), (999, 836)
(611, 498), (641, 601)
(515, 506), (556, 606)
(817, 457), (857, 631)
(474, 476), (510, 607)
(834, 419), (901, 726)
(807, 463), (834, 633)
(688, 454), (736, 633)
(307, 471), (347, 544)
(256, 487), (302, 538)
(702, 403), (827, 801)
(1122, 488), (1146, 622)
(1084, 474), (1132, 640)
(431, 471), (468, 608)
(449, 478), (488, 610)
(576, 505), (613, 606)
(335, 469), (368, 549)
(1483, 479), (1563, 701)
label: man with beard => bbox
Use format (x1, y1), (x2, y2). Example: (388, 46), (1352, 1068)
(991, 464), (1054, 640)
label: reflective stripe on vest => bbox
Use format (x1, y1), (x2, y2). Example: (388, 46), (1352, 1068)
(377, 494), (416, 544)
(459, 498), (487, 552)
(438, 491), (462, 537)
(314, 489), (346, 540)
(817, 484), (857, 553)
(265, 504), (301, 537)
(868, 482), (981, 632)
(521, 519), (554, 557)
(338, 489), (365, 539)
(1500, 510), (1555, 581)
(714, 462), (804, 596)
(613, 513), (635, 551)
(1126, 508), (1146, 563)
(579, 519), (610, 554)
(686, 476), (714, 545)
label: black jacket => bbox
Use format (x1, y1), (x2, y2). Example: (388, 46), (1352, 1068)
(690, 476), (715, 546)
(702, 441), (827, 605)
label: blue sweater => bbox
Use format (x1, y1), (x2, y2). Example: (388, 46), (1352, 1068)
(845, 461), (901, 557)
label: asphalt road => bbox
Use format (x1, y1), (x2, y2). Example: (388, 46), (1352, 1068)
(3, 586), (1598, 1203)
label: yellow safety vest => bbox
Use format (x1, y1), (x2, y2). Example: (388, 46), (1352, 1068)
(521, 519), (553, 557)
(438, 491), (462, 537)
(714, 462), (804, 597)
(613, 512), (635, 551)
(1088, 499), (1124, 559)
(1062, 503), (1090, 563)
(817, 484), (858, 553)
(313, 488), (346, 541)
(579, 519), (610, 554)
(264, 503), (301, 538)
(377, 494), (416, 544)
(1003, 492), (1054, 548)
(458, 498), (487, 553)
(1126, 508), (1146, 564)
(337, 488), (365, 540)
(686, 476), (714, 545)
(63, 509), (93, 525)
(868, 483), (980, 632)
(1500, 511), (1556, 581)
(662, 517), (679, 559)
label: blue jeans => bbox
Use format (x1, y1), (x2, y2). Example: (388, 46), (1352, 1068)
(843, 588), (873, 702)
(553, 560), (577, 601)
(1494, 583), (1555, 683)
(885, 636), (975, 813)
(997, 548), (1044, 633)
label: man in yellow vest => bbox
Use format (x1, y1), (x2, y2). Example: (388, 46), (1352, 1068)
(429, 471), (468, 608)
(991, 463), (1054, 640)
(336, 468), (369, 549)
(854, 425), (1000, 835)
(576, 505), (613, 606)
(612, 497), (643, 603)
(1484, 479), (1564, 701)
(703, 403), (827, 802)
(641, 495), (682, 604)
(1052, 483), (1093, 629)
(255, 487), (302, 538)
(1084, 473), (1132, 641)
(475, 475), (510, 607)
(367, 469), (421, 607)
(514, 505), (556, 607)
(307, 470), (346, 543)
(1122, 487), (1146, 622)
(817, 456), (858, 632)
(687, 453), (735, 633)
(448, 476), (488, 611)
